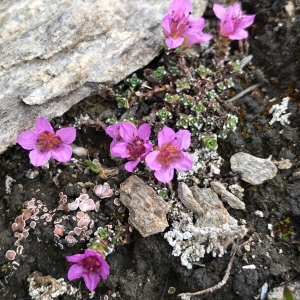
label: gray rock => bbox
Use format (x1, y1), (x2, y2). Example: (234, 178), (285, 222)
(190, 186), (239, 228)
(210, 181), (245, 210)
(0, 0), (207, 154)
(230, 152), (278, 185)
(178, 182), (204, 216)
(119, 175), (170, 237)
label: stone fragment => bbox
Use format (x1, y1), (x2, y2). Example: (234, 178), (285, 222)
(120, 175), (170, 237)
(210, 181), (245, 210)
(230, 152), (277, 185)
(177, 182), (204, 216)
(190, 186), (239, 228)
(0, 0), (207, 154)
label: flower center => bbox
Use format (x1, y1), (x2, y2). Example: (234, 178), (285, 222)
(126, 136), (145, 161)
(156, 142), (181, 165)
(36, 131), (62, 151)
(80, 256), (101, 274)
(170, 11), (192, 39)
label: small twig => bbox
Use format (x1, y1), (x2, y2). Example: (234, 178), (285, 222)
(177, 245), (237, 298)
(227, 83), (262, 103)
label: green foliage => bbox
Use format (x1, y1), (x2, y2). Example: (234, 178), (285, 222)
(202, 134), (218, 150)
(175, 79), (191, 92)
(86, 160), (100, 174)
(157, 108), (172, 121)
(126, 73), (143, 90)
(154, 66), (166, 81)
(283, 286), (295, 300)
(158, 188), (169, 199)
(106, 116), (118, 125)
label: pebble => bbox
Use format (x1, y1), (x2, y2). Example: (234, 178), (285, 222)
(230, 152), (277, 185)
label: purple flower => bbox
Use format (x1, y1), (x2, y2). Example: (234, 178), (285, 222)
(66, 249), (110, 291)
(106, 122), (153, 172)
(17, 117), (76, 166)
(213, 3), (255, 40)
(162, 0), (212, 49)
(145, 126), (193, 183)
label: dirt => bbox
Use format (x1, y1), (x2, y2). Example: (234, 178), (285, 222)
(1, 1), (300, 300)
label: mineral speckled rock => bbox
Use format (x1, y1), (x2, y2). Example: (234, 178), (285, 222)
(230, 152), (278, 185)
(119, 175), (170, 237)
(0, 0), (207, 154)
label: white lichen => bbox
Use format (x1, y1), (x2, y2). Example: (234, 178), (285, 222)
(269, 97), (291, 125)
(177, 149), (223, 184)
(28, 272), (77, 300)
(165, 186), (247, 269)
(5, 175), (16, 194)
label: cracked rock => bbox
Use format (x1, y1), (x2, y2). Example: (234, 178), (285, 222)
(230, 152), (277, 185)
(210, 181), (245, 210)
(0, 0), (207, 154)
(120, 175), (170, 237)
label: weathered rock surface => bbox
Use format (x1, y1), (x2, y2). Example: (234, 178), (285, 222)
(210, 181), (245, 210)
(178, 182), (204, 216)
(230, 152), (278, 185)
(0, 0), (207, 154)
(119, 175), (170, 237)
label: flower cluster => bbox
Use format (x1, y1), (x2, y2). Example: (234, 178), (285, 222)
(17, 117), (76, 166)
(162, 0), (255, 49)
(106, 123), (193, 184)
(162, 0), (212, 49)
(213, 2), (255, 40)
(66, 249), (109, 291)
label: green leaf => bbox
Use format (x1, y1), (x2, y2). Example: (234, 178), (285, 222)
(283, 286), (295, 300)
(85, 160), (100, 174)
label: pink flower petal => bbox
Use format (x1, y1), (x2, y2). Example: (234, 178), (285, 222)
(171, 152), (193, 171)
(66, 253), (84, 263)
(56, 127), (76, 144)
(220, 18), (234, 37)
(158, 127), (175, 147)
(100, 258), (110, 280)
(187, 17), (205, 32)
(138, 123), (151, 141)
(34, 117), (53, 134)
(143, 142), (154, 156)
(111, 142), (130, 158)
(119, 122), (137, 142)
(173, 130), (191, 150)
(125, 159), (140, 172)
(17, 131), (38, 150)
(165, 36), (184, 49)
(145, 151), (161, 171)
(29, 149), (52, 166)
(84, 272), (100, 291)
(68, 264), (84, 280)
(51, 144), (72, 162)
(229, 29), (248, 40)
(238, 15), (255, 29)
(154, 166), (174, 184)
(168, 0), (192, 15)
(105, 123), (120, 139)
(162, 15), (172, 35)
(213, 3), (227, 20)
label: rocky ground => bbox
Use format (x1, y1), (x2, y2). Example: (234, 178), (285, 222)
(0, 1), (300, 300)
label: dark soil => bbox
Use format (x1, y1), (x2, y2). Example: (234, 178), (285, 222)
(1, 1), (300, 300)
